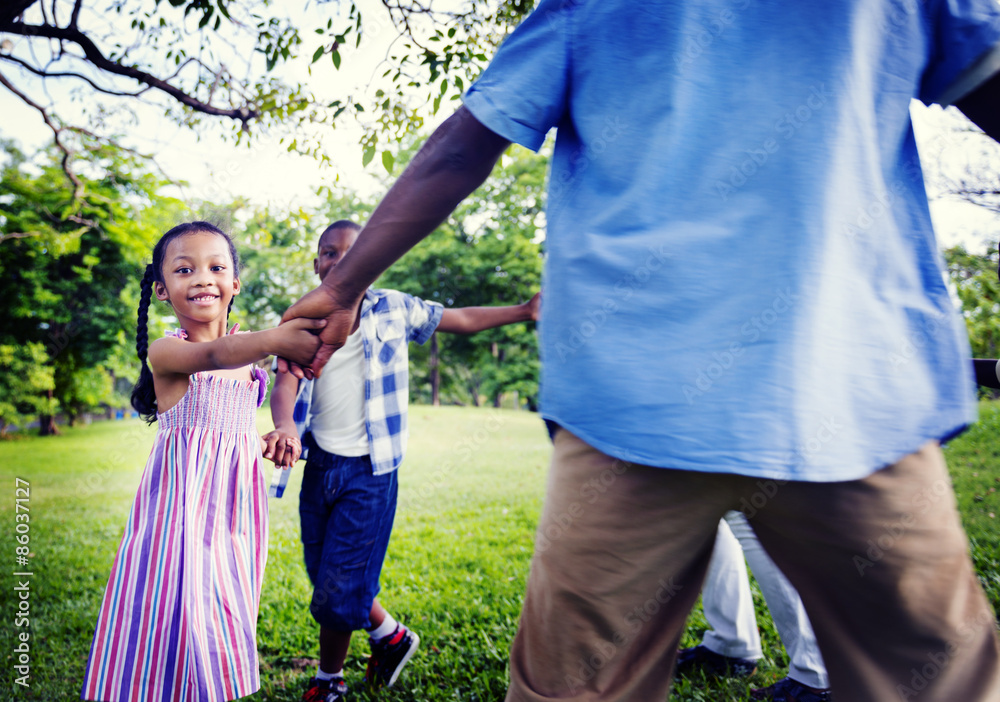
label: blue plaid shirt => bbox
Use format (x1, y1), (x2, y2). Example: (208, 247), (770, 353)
(269, 288), (443, 497)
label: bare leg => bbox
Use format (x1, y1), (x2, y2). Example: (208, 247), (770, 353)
(320, 600), (388, 673)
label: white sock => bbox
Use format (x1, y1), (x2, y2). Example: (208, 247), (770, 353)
(315, 668), (343, 681)
(367, 613), (398, 641)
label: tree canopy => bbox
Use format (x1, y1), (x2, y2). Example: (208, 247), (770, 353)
(0, 138), (178, 432)
(1, 0), (534, 190)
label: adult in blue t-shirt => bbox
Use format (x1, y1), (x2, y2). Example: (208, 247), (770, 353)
(283, 2), (1000, 700)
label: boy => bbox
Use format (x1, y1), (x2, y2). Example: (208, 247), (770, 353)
(263, 219), (539, 702)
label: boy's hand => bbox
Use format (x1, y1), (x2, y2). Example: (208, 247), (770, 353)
(262, 429), (302, 467)
(526, 291), (542, 322)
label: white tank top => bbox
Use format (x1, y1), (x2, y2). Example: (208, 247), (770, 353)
(308, 327), (369, 457)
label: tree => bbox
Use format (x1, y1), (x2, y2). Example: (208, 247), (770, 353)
(54, 358), (117, 426)
(0, 343), (56, 436)
(944, 243), (1000, 360)
(1, 0), (534, 188)
(0, 138), (178, 432)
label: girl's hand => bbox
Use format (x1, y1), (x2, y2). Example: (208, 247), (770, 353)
(262, 429), (301, 467)
(269, 317), (328, 367)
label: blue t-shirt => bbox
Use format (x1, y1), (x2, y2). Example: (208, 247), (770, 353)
(463, 0), (1000, 482)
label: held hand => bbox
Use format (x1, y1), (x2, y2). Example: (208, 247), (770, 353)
(526, 291), (542, 322)
(271, 317), (327, 367)
(262, 429), (301, 467)
(279, 283), (362, 378)
(281, 436), (302, 466)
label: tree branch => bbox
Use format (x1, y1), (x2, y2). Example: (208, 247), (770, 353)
(69, 0), (82, 29)
(1, 20), (259, 127)
(0, 68), (83, 199)
(0, 230), (45, 244)
(0, 52), (149, 97)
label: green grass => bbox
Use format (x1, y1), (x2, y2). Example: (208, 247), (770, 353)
(1, 403), (998, 701)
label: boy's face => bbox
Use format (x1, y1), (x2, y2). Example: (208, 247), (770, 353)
(314, 226), (360, 282)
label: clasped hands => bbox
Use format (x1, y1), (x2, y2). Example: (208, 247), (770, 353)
(274, 282), (362, 380)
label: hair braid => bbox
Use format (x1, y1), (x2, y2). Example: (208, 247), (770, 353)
(130, 264), (158, 423)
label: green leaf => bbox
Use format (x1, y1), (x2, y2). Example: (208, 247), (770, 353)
(332, 49), (341, 70)
(362, 146), (375, 167)
(382, 151), (395, 173)
(312, 46), (325, 63)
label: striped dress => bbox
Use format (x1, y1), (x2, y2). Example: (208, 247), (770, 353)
(82, 365), (269, 702)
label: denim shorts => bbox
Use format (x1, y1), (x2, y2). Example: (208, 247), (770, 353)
(298, 435), (398, 631)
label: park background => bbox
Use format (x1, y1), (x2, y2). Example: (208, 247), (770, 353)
(1, 1), (1000, 700)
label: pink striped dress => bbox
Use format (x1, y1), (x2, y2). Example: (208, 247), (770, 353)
(82, 361), (269, 702)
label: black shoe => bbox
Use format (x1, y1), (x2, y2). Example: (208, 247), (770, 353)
(750, 676), (832, 701)
(365, 625), (420, 689)
(302, 676), (348, 702)
(675, 644), (758, 678)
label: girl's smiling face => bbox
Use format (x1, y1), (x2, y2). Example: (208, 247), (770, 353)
(154, 232), (240, 329)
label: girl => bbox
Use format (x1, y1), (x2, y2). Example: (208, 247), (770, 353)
(81, 222), (323, 702)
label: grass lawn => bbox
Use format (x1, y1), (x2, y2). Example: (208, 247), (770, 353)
(1, 403), (998, 701)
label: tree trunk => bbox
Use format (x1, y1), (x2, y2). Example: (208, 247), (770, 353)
(430, 333), (440, 407)
(491, 343), (504, 407)
(39, 389), (59, 435)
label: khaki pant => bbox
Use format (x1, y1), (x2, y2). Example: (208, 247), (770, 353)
(506, 430), (1000, 702)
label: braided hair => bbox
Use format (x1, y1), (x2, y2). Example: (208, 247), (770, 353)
(130, 222), (241, 423)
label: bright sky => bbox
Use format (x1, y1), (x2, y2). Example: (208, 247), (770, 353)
(1, 1), (998, 250)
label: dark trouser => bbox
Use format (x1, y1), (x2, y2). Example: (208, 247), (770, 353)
(299, 440), (398, 631)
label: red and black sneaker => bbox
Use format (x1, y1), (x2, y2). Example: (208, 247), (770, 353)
(302, 676), (348, 702)
(365, 625), (420, 689)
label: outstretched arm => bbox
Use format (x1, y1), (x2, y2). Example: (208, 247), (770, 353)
(437, 292), (541, 334)
(973, 359), (1000, 389)
(955, 70), (1000, 141)
(280, 106), (512, 375)
(149, 318), (325, 376)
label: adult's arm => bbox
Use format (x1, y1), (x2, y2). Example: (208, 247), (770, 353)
(280, 106), (512, 375)
(955, 70), (1000, 141)
(973, 359), (1000, 389)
